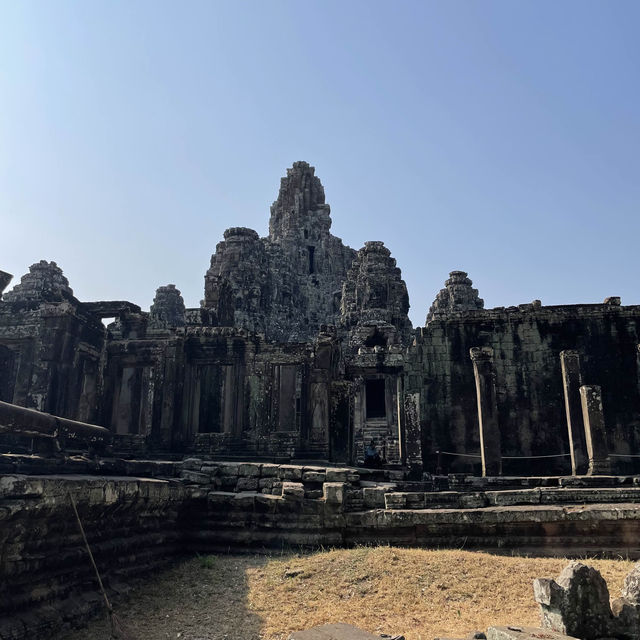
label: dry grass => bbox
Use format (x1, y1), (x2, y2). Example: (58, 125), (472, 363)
(56, 548), (635, 640)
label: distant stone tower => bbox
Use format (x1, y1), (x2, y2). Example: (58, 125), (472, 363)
(3, 261), (74, 304)
(341, 241), (413, 346)
(149, 284), (186, 329)
(426, 270), (484, 323)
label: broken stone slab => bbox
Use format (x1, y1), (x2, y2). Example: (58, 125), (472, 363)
(289, 622), (392, 640)
(487, 626), (578, 640)
(533, 561), (614, 640)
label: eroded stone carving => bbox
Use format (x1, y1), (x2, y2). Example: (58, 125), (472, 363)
(426, 270), (484, 323)
(534, 560), (640, 640)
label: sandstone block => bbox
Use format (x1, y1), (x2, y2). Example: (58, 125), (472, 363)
(325, 469), (348, 482)
(280, 465), (303, 481)
(362, 486), (386, 508)
(236, 477), (259, 492)
(179, 470), (211, 485)
(261, 464), (280, 477)
(282, 482), (305, 501)
(302, 471), (326, 483)
(239, 463), (261, 477)
(218, 462), (240, 476)
(384, 493), (407, 509)
(487, 627), (578, 640)
(323, 482), (346, 505)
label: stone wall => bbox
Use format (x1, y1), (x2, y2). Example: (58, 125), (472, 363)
(5, 455), (640, 639)
(0, 472), (187, 640)
(413, 300), (640, 475)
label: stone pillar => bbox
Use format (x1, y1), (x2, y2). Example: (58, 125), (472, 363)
(403, 391), (423, 478)
(397, 375), (406, 466)
(579, 385), (611, 475)
(560, 350), (588, 475)
(470, 347), (502, 476)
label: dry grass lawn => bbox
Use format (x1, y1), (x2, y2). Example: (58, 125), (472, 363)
(56, 548), (636, 640)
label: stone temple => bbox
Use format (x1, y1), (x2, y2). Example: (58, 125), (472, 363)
(1, 160), (640, 477)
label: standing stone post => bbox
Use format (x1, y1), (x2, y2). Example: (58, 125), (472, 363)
(579, 385), (611, 475)
(470, 347), (502, 476)
(560, 350), (588, 475)
(397, 375), (406, 466)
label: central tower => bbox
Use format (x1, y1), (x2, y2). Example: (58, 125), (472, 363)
(203, 162), (356, 341)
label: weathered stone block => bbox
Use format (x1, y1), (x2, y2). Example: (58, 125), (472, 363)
(218, 462), (240, 476)
(534, 562), (613, 640)
(325, 469), (348, 482)
(282, 482), (305, 501)
(384, 492), (407, 509)
(261, 464), (280, 477)
(302, 471), (326, 483)
(280, 465), (303, 481)
(487, 627), (577, 640)
(362, 486), (386, 508)
(179, 470), (211, 485)
(236, 477), (259, 492)
(323, 482), (346, 505)
(239, 463), (261, 477)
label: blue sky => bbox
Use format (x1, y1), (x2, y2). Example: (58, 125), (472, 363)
(1, 1), (639, 325)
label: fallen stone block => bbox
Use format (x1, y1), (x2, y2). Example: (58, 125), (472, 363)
(289, 622), (385, 640)
(487, 626), (578, 640)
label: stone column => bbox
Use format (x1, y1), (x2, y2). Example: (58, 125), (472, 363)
(403, 391), (423, 478)
(579, 385), (611, 475)
(470, 347), (502, 476)
(560, 350), (588, 475)
(397, 375), (406, 466)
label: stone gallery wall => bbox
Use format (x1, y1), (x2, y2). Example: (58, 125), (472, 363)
(412, 299), (640, 475)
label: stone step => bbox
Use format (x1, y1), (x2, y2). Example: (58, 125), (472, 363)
(383, 486), (640, 510)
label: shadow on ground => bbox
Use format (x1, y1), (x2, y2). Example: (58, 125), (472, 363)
(53, 554), (268, 640)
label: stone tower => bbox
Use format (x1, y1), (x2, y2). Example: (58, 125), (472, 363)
(426, 270), (484, 322)
(203, 162), (356, 341)
(340, 241), (413, 347)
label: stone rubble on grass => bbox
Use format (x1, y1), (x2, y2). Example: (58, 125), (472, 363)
(534, 560), (640, 640)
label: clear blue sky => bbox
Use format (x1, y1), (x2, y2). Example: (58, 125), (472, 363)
(1, 1), (639, 325)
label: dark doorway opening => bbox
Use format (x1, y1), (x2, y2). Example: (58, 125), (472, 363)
(366, 379), (386, 419)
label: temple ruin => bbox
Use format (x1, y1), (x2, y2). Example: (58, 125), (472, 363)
(1, 161), (640, 477)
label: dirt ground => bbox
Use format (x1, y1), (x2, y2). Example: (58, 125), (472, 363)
(54, 547), (636, 640)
